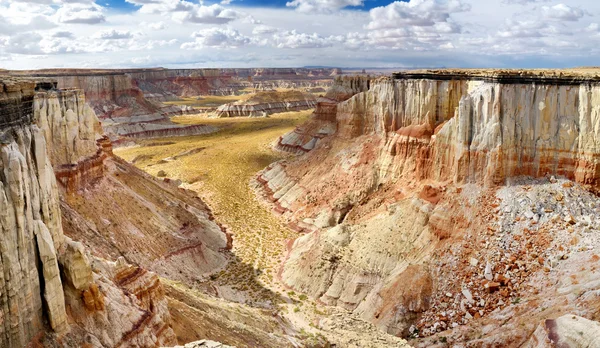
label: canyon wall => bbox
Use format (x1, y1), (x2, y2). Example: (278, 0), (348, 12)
(29, 77), (231, 293)
(10, 68), (338, 141)
(256, 70), (600, 344)
(0, 77), (68, 347)
(0, 75), (231, 346)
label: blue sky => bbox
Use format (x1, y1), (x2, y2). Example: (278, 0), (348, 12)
(1, 0), (599, 69)
(102, 0), (395, 11)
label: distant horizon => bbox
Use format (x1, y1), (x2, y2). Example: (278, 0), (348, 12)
(5, 65), (600, 73)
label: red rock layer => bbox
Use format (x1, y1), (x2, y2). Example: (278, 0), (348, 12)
(54, 136), (112, 193)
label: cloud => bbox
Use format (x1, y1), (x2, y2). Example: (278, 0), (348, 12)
(366, 0), (470, 30)
(252, 24), (278, 35)
(93, 29), (135, 40)
(54, 3), (106, 24)
(149, 21), (167, 30)
(181, 28), (250, 49)
(0, 14), (56, 35)
(129, 38), (178, 50)
(286, 0), (363, 13)
(542, 4), (585, 22)
(0, 32), (44, 54)
(127, 0), (244, 25)
(501, 0), (549, 4)
(272, 30), (342, 48)
(52, 30), (75, 38)
(348, 0), (470, 51)
(171, 4), (242, 24)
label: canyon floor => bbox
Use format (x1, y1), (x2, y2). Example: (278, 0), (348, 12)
(115, 109), (409, 347)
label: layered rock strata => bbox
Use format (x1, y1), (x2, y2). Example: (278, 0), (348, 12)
(275, 75), (371, 154)
(212, 93), (316, 117)
(256, 70), (600, 344)
(0, 77), (68, 346)
(32, 78), (231, 289)
(9, 68), (340, 142)
(0, 76), (216, 347)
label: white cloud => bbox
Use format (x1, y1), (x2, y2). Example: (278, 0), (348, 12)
(2, 0), (600, 69)
(542, 4), (586, 22)
(286, 0), (363, 13)
(54, 3), (106, 24)
(501, 0), (549, 4)
(272, 30), (342, 48)
(140, 21), (167, 30)
(127, 1), (244, 25)
(93, 29), (135, 40)
(349, 0), (470, 51)
(181, 28), (250, 49)
(171, 4), (242, 24)
(366, 0), (470, 30)
(253, 24), (278, 35)
(52, 30), (75, 38)
(0, 32), (44, 54)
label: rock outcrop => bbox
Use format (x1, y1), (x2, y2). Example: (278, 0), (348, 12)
(0, 75), (199, 347)
(213, 90), (317, 118)
(0, 77), (68, 346)
(8, 68), (340, 142)
(169, 340), (235, 348)
(30, 77), (231, 290)
(275, 75), (371, 154)
(526, 315), (600, 347)
(255, 70), (600, 345)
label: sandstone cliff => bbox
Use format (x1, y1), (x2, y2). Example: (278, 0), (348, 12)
(0, 75), (258, 347)
(30, 77), (231, 294)
(256, 70), (600, 345)
(275, 75), (370, 154)
(0, 77), (68, 347)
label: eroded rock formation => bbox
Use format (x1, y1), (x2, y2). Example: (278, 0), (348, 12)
(213, 90), (317, 118)
(256, 70), (600, 345)
(0, 75), (223, 346)
(9, 68), (339, 142)
(0, 77), (68, 346)
(275, 75), (371, 154)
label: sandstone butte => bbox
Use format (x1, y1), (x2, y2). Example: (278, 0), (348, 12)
(2, 68), (600, 348)
(212, 90), (318, 118)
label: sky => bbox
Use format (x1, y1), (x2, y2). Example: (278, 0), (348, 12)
(1, 0), (600, 69)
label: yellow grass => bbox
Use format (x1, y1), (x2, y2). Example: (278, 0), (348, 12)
(114, 110), (312, 299)
(164, 95), (241, 108)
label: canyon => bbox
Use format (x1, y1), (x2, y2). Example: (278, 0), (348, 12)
(2, 67), (600, 348)
(9, 68), (337, 141)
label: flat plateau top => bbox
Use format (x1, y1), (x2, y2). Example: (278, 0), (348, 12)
(394, 68), (600, 83)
